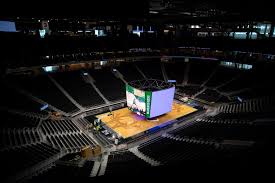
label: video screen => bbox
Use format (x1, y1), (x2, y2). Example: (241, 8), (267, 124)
(0, 21), (16, 32)
(150, 87), (175, 118)
(42, 66), (58, 72)
(126, 84), (175, 118)
(126, 84), (146, 116)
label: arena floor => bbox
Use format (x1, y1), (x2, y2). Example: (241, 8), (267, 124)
(96, 101), (197, 138)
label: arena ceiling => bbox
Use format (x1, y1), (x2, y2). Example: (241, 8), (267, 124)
(1, 0), (274, 22)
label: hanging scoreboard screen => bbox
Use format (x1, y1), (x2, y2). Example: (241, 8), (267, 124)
(126, 84), (148, 117)
(126, 81), (175, 118)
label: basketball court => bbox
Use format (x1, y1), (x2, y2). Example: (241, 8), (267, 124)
(96, 101), (197, 138)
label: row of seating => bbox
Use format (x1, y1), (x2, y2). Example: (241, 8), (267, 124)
(187, 60), (219, 85)
(0, 128), (42, 150)
(40, 119), (80, 136)
(76, 118), (90, 129)
(135, 60), (164, 80)
(116, 62), (144, 82)
(198, 118), (252, 125)
(5, 58), (275, 114)
(177, 85), (203, 97)
(0, 110), (40, 129)
(0, 85), (46, 114)
(6, 74), (79, 113)
(46, 132), (96, 153)
(29, 160), (95, 181)
(5, 29), (275, 68)
(178, 46), (275, 64)
(196, 89), (221, 102)
(164, 133), (217, 146)
(2, 31), (163, 68)
(105, 151), (151, 176)
(138, 137), (217, 164)
(174, 107), (275, 141)
(164, 61), (187, 84)
(204, 66), (240, 88)
(170, 121), (261, 141)
(217, 71), (255, 93)
(0, 142), (60, 181)
(52, 71), (105, 107)
(218, 96), (275, 114)
(42, 50), (161, 63)
(89, 68), (126, 101)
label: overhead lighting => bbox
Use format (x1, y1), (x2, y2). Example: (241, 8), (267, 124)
(190, 25), (200, 28)
(149, 11), (159, 14)
(180, 12), (191, 15)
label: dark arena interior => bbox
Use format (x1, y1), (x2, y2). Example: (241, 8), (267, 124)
(1, 0), (275, 181)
